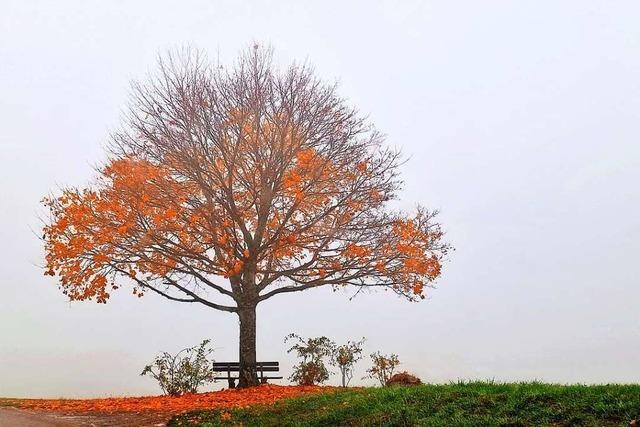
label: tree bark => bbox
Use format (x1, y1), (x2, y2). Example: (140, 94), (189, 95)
(237, 303), (259, 388)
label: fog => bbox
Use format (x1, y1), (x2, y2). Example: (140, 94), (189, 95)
(1, 0), (639, 397)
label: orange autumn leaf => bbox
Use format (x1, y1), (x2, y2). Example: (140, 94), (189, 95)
(92, 253), (109, 264)
(12, 385), (335, 414)
(165, 207), (178, 219)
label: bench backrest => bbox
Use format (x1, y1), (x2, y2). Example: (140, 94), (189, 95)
(212, 362), (279, 372)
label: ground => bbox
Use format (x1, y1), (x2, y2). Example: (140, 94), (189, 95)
(0, 385), (330, 427)
(0, 407), (168, 426)
(3, 383), (640, 426)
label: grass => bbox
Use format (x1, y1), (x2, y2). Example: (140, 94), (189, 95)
(168, 382), (640, 426)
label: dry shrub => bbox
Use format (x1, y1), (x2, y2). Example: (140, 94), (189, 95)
(386, 371), (422, 386)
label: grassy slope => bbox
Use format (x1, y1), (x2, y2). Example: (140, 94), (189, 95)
(168, 382), (640, 427)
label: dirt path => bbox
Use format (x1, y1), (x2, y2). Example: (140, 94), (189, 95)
(0, 407), (170, 426)
(0, 408), (79, 426)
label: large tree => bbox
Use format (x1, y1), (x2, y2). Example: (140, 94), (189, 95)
(42, 47), (450, 388)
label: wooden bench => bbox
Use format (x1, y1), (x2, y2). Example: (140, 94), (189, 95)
(212, 362), (283, 388)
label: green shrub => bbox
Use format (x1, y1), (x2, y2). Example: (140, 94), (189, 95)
(141, 339), (215, 396)
(285, 333), (335, 385)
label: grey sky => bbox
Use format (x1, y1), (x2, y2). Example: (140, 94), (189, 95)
(1, 0), (639, 398)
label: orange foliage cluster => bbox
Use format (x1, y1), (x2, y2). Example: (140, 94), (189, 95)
(388, 218), (443, 297)
(13, 384), (333, 414)
(42, 57), (449, 306)
(42, 158), (201, 302)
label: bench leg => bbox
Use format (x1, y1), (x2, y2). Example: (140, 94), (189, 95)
(228, 379), (236, 389)
(260, 378), (268, 384)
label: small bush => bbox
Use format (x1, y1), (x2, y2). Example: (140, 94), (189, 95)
(331, 338), (365, 387)
(285, 333), (335, 386)
(365, 351), (400, 386)
(386, 371), (422, 386)
(290, 361), (331, 386)
(141, 339), (215, 396)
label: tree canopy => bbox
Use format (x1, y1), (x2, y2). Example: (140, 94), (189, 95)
(43, 47), (449, 310)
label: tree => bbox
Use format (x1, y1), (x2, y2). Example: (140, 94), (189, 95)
(285, 333), (335, 386)
(331, 338), (365, 387)
(141, 339), (215, 396)
(42, 46), (451, 387)
(366, 351), (400, 386)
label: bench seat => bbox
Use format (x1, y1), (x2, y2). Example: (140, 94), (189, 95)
(212, 361), (283, 388)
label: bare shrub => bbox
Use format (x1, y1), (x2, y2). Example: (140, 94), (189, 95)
(331, 338), (366, 387)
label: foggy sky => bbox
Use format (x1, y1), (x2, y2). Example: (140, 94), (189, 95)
(1, 0), (639, 398)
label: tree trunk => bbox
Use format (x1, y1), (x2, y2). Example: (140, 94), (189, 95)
(237, 304), (259, 388)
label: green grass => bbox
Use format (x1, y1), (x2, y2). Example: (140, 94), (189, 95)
(168, 382), (640, 426)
